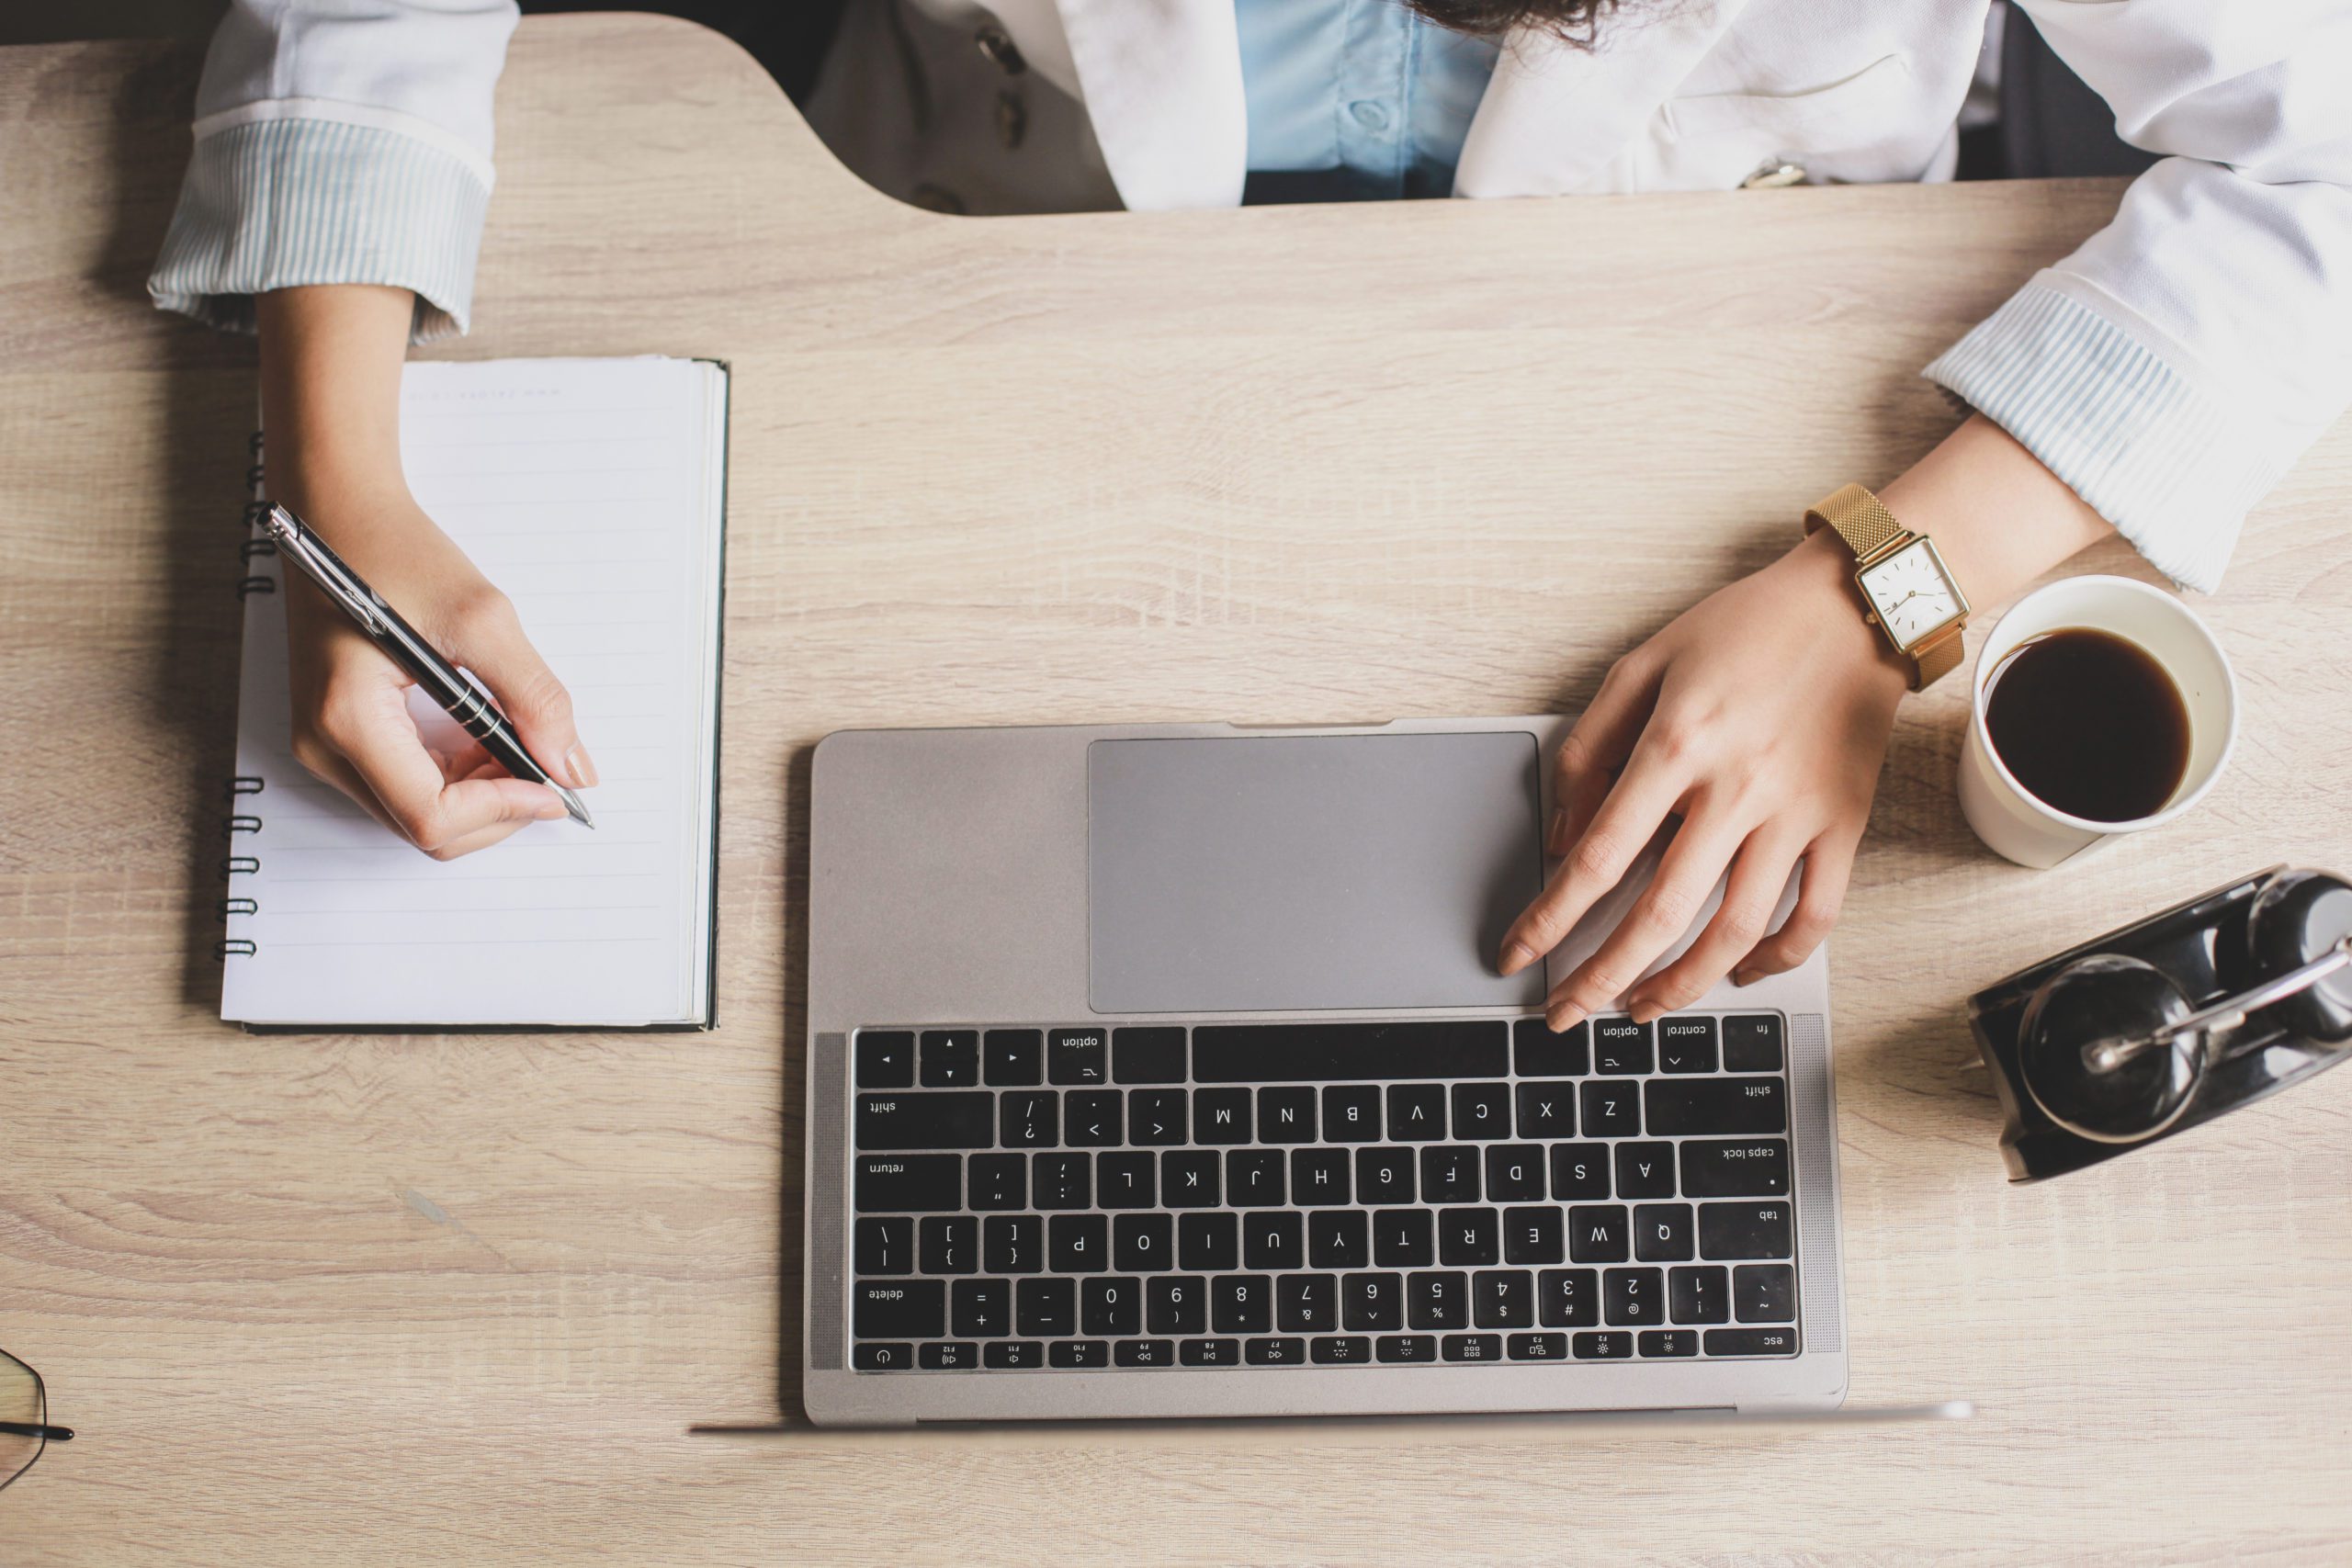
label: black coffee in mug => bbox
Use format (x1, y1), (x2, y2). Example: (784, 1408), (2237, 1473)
(1983, 627), (2192, 823)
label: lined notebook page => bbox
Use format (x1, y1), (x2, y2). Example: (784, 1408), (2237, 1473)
(222, 357), (726, 1027)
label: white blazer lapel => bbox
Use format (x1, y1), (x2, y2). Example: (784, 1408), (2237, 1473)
(1056, 0), (1247, 210)
(1456, 0), (1756, 197)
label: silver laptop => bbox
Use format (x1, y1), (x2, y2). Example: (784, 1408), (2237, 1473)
(801, 718), (1846, 1425)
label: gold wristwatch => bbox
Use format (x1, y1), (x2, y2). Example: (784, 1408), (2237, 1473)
(1804, 482), (1970, 692)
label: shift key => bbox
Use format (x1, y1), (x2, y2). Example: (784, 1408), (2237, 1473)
(856, 1091), (995, 1149)
(1645, 1077), (1786, 1135)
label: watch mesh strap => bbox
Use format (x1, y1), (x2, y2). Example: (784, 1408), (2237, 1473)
(1913, 625), (1964, 691)
(1804, 482), (1905, 562)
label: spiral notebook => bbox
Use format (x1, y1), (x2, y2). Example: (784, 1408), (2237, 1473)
(220, 356), (728, 1029)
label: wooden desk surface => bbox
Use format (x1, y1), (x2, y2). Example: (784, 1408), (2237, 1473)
(4, 15), (2349, 1564)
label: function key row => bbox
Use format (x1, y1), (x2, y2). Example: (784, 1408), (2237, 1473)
(855, 1326), (1798, 1372)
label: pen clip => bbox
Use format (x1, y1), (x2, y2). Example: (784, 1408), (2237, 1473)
(265, 505), (385, 635)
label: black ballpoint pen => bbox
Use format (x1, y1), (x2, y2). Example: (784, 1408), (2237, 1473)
(262, 504), (594, 829)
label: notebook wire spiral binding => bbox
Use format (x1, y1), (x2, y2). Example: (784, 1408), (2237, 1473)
(220, 432), (272, 962)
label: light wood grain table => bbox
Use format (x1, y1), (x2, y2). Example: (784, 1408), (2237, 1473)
(4, 15), (2349, 1565)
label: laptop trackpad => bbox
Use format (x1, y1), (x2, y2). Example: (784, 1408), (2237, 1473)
(1088, 732), (1545, 1014)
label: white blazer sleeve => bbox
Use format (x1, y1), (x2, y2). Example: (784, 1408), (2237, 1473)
(148, 0), (519, 343)
(1923, 0), (2352, 592)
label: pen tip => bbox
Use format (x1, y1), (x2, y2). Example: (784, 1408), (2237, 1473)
(557, 784), (595, 829)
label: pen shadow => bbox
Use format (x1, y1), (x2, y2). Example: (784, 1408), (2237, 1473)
(773, 738), (816, 1425)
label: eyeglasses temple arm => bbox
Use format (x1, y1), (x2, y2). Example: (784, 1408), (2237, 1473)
(0, 1421), (73, 1440)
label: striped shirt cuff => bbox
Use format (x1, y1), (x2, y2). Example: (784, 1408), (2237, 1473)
(149, 114), (492, 344)
(1923, 276), (2286, 593)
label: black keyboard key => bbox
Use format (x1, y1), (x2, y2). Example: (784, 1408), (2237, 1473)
(854, 1342), (911, 1371)
(953, 1278), (1011, 1337)
(999, 1090), (1057, 1149)
(1538, 1269), (1600, 1327)
(1442, 1333), (1504, 1362)
(1193, 1087), (1252, 1144)
(1276, 1272), (1340, 1333)
(1178, 1211), (1239, 1272)
(983, 1028), (1041, 1085)
(1669, 1265), (1729, 1324)
(1656, 1017), (1718, 1074)
(1569, 1204), (1630, 1263)
(968, 1153), (1025, 1210)
(1291, 1148), (1352, 1206)
(1243, 1212), (1304, 1270)
(1591, 1018), (1654, 1076)
(1258, 1086), (1317, 1143)
(1504, 1205), (1565, 1265)
(1550, 1143), (1611, 1200)
(1735, 1263), (1797, 1322)
(856, 1031), (913, 1089)
(1162, 1150), (1221, 1207)
(1699, 1201), (1794, 1259)
(856, 1216), (912, 1275)
(1485, 1145), (1545, 1201)
(1450, 1082), (1512, 1140)
(1180, 1337), (1239, 1367)
(1722, 1014), (1785, 1072)
(1385, 1084), (1446, 1141)
(1015, 1277), (1075, 1337)
(1420, 1145), (1480, 1202)
(1116, 1338), (1175, 1368)
(1081, 1275), (1142, 1336)
(1514, 1016), (1589, 1077)
(1356, 1147), (1417, 1202)
(1321, 1085), (1383, 1142)
(1193, 1021), (1508, 1082)
(1615, 1142), (1677, 1199)
(984, 1214), (1042, 1274)
(1343, 1271), (1405, 1332)
(1679, 1138), (1792, 1198)
(1049, 1213), (1108, 1273)
(1307, 1209), (1368, 1269)
(854, 1155), (962, 1213)
(1604, 1267), (1665, 1325)
(1705, 1326), (1799, 1357)
(1634, 1202), (1695, 1262)
(922, 1340), (978, 1371)
(1128, 1088), (1188, 1146)
(1377, 1334), (1438, 1363)
(1097, 1150), (1157, 1209)
(1227, 1149), (1286, 1207)
(1510, 1331), (1568, 1360)
(1408, 1270), (1469, 1330)
(1473, 1269), (1535, 1328)
(1372, 1207), (1434, 1268)
(1646, 1077), (1788, 1136)
(1213, 1275), (1272, 1334)
(920, 1029), (980, 1087)
(855, 1280), (945, 1339)
(1312, 1335), (1373, 1365)
(1112, 1026), (1186, 1084)
(1047, 1027), (1109, 1086)
(1574, 1330), (1633, 1359)
(1640, 1329), (1699, 1358)
(1514, 1083), (1575, 1139)
(1114, 1213), (1173, 1273)
(1064, 1089), (1123, 1147)
(919, 1215), (978, 1275)
(1148, 1276), (1207, 1336)
(857, 1091), (993, 1151)
(984, 1340), (1043, 1369)
(1439, 1206), (1499, 1267)
(1246, 1336), (1306, 1366)
(1578, 1080), (1642, 1139)
(1032, 1152), (1091, 1210)
(1050, 1339), (1110, 1369)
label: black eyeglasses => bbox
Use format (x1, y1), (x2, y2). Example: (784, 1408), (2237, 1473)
(1, 1347), (74, 1494)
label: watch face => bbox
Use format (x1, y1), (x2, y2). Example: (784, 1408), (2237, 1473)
(1859, 539), (1964, 648)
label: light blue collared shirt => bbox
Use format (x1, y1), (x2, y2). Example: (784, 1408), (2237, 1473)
(1235, 0), (1500, 204)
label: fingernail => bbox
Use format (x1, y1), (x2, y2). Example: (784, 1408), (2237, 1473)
(565, 743), (599, 789)
(535, 795), (569, 820)
(1498, 941), (1537, 977)
(1731, 968), (1758, 987)
(1545, 808), (1567, 853)
(1546, 1003), (1587, 1033)
(1628, 997), (1660, 1024)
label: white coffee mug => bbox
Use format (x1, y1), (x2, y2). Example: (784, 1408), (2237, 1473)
(1958, 574), (2237, 869)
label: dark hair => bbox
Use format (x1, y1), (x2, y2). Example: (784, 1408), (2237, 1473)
(1403, 0), (1625, 47)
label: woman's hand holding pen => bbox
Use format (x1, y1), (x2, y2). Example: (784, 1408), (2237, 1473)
(258, 285), (594, 859)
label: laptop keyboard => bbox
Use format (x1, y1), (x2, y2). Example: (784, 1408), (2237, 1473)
(846, 1015), (1799, 1372)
